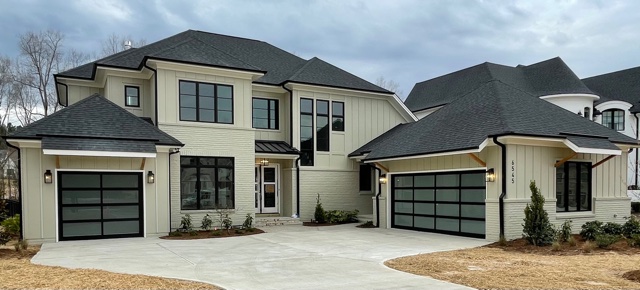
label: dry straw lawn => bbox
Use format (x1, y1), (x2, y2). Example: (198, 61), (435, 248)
(386, 246), (640, 290)
(0, 243), (219, 290)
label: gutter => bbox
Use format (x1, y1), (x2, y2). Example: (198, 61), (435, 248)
(373, 166), (382, 227)
(168, 148), (181, 230)
(3, 139), (22, 240)
(54, 75), (68, 107)
(143, 63), (159, 126)
(492, 136), (507, 238)
(635, 113), (639, 187)
(295, 155), (301, 217)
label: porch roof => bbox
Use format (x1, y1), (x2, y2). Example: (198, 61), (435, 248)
(255, 140), (299, 155)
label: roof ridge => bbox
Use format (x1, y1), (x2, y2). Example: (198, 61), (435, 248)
(583, 65), (640, 81)
(189, 29), (265, 44)
(286, 57), (318, 81)
(185, 33), (262, 70)
(414, 62), (490, 85)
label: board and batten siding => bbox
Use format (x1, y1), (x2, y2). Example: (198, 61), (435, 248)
(66, 85), (103, 105)
(252, 90), (289, 142)
(103, 75), (151, 118)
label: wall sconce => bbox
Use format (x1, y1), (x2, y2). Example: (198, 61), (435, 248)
(44, 170), (53, 184)
(486, 168), (495, 182)
(260, 158), (269, 166)
(147, 171), (155, 184)
(379, 174), (387, 184)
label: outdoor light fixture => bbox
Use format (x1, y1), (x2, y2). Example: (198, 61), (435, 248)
(486, 168), (496, 182)
(147, 171), (155, 184)
(260, 158), (269, 166)
(43, 170), (53, 184)
(379, 174), (387, 184)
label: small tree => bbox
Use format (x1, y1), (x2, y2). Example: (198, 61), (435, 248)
(314, 194), (325, 223)
(522, 180), (555, 246)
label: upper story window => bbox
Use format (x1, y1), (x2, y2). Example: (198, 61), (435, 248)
(316, 100), (330, 152)
(125, 86), (140, 107)
(602, 109), (624, 131)
(180, 156), (235, 210)
(332, 101), (344, 131)
(252, 98), (279, 130)
(583, 107), (591, 120)
(556, 161), (591, 212)
(179, 81), (233, 124)
(300, 98), (314, 166)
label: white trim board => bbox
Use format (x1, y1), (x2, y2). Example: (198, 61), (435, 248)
(43, 149), (156, 158)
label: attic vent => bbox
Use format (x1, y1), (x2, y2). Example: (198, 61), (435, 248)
(124, 40), (132, 50)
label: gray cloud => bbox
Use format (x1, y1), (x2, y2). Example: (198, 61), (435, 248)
(0, 0), (638, 97)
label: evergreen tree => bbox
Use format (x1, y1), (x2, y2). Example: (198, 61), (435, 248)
(522, 180), (555, 246)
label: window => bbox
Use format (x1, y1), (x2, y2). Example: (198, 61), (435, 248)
(332, 101), (344, 131)
(252, 98), (278, 129)
(556, 161), (591, 212)
(583, 107), (591, 120)
(179, 81), (233, 124)
(125, 86), (140, 107)
(359, 164), (373, 192)
(316, 100), (330, 152)
(180, 156), (234, 210)
(602, 109), (624, 131)
(300, 99), (314, 166)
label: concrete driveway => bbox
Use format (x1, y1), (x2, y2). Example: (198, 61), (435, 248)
(32, 224), (488, 290)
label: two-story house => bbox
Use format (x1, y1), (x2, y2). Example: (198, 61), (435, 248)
(5, 30), (415, 243)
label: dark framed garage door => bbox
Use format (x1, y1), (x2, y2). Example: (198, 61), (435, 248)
(391, 170), (486, 238)
(58, 172), (143, 241)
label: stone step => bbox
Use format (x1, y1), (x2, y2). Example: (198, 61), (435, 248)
(255, 217), (302, 227)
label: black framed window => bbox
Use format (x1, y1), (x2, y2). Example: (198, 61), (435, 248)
(317, 100), (330, 152)
(583, 107), (591, 120)
(359, 164), (373, 192)
(179, 80), (233, 124)
(556, 161), (591, 212)
(252, 98), (279, 129)
(332, 101), (344, 131)
(300, 98), (314, 166)
(180, 156), (235, 210)
(602, 109), (624, 131)
(125, 86), (140, 107)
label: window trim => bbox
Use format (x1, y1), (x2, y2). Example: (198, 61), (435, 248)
(124, 85), (140, 108)
(252, 97), (279, 130)
(316, 99), (330, 152)
(178, 80), (234, 124)
(332, 101), (345, 132)
(602, 109), (625, 131)
(180, 156), (235, 210)
(556, 161), (592, 213)
(300, 98), (314, 166)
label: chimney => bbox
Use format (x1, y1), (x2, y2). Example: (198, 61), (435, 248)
(124, 40), (132, 50)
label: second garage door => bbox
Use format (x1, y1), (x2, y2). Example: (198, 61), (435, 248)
(391, 170), (486, 238)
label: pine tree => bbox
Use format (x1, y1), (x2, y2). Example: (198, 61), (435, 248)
(522, 180), (555, 246)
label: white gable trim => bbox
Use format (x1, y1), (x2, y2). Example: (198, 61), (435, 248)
(595, 100), (633, 112)
(43, 149), (156, 158)
(562, 139), (621, 156)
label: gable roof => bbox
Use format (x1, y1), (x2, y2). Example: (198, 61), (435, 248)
(57, 30), (390, 94)
(405, 57), (595, 112)
(355, 80), (637, 161)
(8, 94), (182, 152)
(582, 66), (640, 113)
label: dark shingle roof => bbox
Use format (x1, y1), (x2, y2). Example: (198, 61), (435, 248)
(9, 94), (183, 151)
(255, 140), (299, 155)
(405, 57), (595, 112)
(582, 66), (640, 113)
(356, 80), (637, 161)
(57, 30), (389, 94)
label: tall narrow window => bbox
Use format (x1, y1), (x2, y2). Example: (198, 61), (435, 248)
(556, 161), (591, 212)
(317, 100), (330, 152)
(300, 99), (314, 166)
(252, 98), (279, 129)
(179, 80), (233, 124)
(359, 164), (373, 192)
(125, 86), (140, 107)
(332, 101), (344, 131)
(602, 109), (625, 131)
(583, 107), (591, 120)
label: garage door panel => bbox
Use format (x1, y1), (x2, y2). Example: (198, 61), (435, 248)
(104, 221), (139, 235)
(61, 174), (100, 188)
(103, 205), (139, 219)
(394, 215), (412, 227)
(63, 222), (101, 237)
(461, 189), (485, 202)
(102, 190), (139, 203)
(414, 216), (434, 229)
(461, 205), (485, 218)
(461, 220), (485, 235)
(394, 189), (413, 200)
(414, 175), (434, 187)
(436, 218), (460, 232)
(61, 190), (101, 204)
(414, 189), (434, 201)
(436, 189), (459, 201)
(394, 202), (413, 213)
(62, 206), (102, 220)
(102, 174), (139, 188)
(414, 203), (434, 215)
(394, 176), (413, 187)
(461, 173), (485, 186)
(436, 174), (458, 186)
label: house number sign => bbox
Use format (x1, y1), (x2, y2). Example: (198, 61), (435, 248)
(511, 160), (515, 184)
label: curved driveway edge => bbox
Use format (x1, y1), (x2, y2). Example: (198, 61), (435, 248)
(32, 224), (488, 290)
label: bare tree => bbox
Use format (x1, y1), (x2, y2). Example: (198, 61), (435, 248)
(101, 33), (147, 57)
(375, 76), (403, 97)
(62, 48), (91, 71)
(0, 57), (13, 126)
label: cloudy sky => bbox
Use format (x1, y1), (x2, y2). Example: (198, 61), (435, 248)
(0, 0), (638, 97)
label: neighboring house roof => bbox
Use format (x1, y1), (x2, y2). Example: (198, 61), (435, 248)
(255, 140), (299, 155)
(57, 30), (391, 94)
(582, 66), (640, 113)
(354, 80), (637, 161)
(405, 57), (595, 112)
(7, 94), (183, 153)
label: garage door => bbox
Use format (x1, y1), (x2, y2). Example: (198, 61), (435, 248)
(58, 172), (143, 241)
(391, 170), (486, 238)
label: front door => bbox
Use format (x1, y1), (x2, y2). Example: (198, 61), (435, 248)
(255, 165), (279, 213)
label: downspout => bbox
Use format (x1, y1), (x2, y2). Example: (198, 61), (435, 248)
(168, 149), (181, 230)
(492, 136), (507, 239)
(634, 113), (639, 187)
(373, 166), (382, 227)
(282, 84), (294, 145)
(295, 155), (301, 217)
(143, 63), (159, 127)
(282, 84), (300, 217)
(4, 140), (22, 240)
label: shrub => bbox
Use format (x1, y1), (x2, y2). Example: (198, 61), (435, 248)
(222, 214), (232, 234)
(602, 222), (623, 235)
(582, 241), (596, 253)
(188, 230), (197, 236)
(595, 234), (619, 248)
(627, 234), (640, 247)
(168, 231), (182, 237)
(623, 216), (640, 238)
(242, 213), (254, 229)
(211, 230), (222, 236)
(234, 229), (243, 234)
(522, 181), (555, 246)
(17, 239), (28, 250)
(325, 209), (359, 224)
(246, 227), (256, 232)
(556, 220), (572, 243)
(1, 214), (20, 236)
(551, 241), (562, 251)
(0, 231), (10, 245)
(568, 236), (577, 247)
(201, 214), (213, 230)
(314, 194), (326, 223)
(180, 214), (193, 232)
(631, 202), (640, 213)
(580, 221), (603, 241)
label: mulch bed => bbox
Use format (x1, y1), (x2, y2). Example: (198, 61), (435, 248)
(356, 222), (376, 228)
(623, 270), (640, 282)
(159, 228), (264, 240)
(485, 234), (640, 256)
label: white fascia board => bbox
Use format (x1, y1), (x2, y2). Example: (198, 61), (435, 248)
(255, 153), (300, 160)
(392, 94), (418, 122)
(5, 139), (42, 148)
(539, 93), (600, 101)
(595, 100), (633, 111)
(562, 139), (621, 156)
(363, 148), (481, 163)
(43, 149), (157, 158)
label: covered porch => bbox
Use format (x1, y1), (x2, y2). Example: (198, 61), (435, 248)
(254, 140), (300, 218)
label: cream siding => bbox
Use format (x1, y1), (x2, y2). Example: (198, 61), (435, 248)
(103, 75), (151, 118)
(252, 91), (289, 142)
(66, 85), (103, 105)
